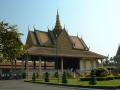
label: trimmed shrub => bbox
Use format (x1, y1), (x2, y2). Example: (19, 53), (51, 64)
(36, 72), (39, 78)
(66, 72), (73, 78)
(22, 72), (26, 79)
(62, 71), (67, 84)
(114, 76), (120, 79)
(80, 77), (91, 81)
(44, 72), (49, 82)
(95, 68), (109, 77)
(54, 72), (59, 78)
(32, 72), (36, 81)
(89, 70), (97, 85)
(80, 76), (114, 81)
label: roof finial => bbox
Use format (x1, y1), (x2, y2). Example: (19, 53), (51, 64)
(33, 25), (36, 30)
(54, 9), (62, 35)
(77, 32), (79, 37)
(47, 25), (50, 30)
(57, 9), (59, 16)
(81, 35), (83, 39)
(64, 24), (66, 29)
(28, 25), (30, 31)
(89, 46), (90, 50)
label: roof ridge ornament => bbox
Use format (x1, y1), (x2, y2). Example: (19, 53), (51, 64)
(54, 10), (62, 35)
(28, 25), (30, 31)
(33, 25), (35, 30)
(64, 24), (66, 30)
(57, 9), (59, 16)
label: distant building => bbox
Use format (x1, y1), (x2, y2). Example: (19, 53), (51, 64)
(25, 11), (105, 75)
(113, 45), (120, 69)
(0, 61), (53, 74)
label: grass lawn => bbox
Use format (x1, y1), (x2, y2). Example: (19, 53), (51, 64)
(30, 79), (120, 87)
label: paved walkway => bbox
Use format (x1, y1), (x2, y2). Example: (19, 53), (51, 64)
(0, 80), (107, 90)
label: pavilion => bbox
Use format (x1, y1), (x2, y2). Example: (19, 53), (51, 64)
(25, 11), (106, 76)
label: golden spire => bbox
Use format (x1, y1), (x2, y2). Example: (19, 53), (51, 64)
(54, 10), (62, 35)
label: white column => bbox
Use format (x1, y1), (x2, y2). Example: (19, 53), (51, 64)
(83, 60), (86, 75)
(101, 59), (103, 67)
(39, 57), (42, 78)
(79, 59), (81, 72)
(90, 60), (94, 70)
(61, 57), (63, 74)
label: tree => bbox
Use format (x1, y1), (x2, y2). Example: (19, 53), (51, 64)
(32, 72), (36, 81)
(62, 71), (67, 84)
(0, 21), (8, 63)
(0, 21), (24, 75)
(104, 56), (109, 65)
(44, 72), (49, 82)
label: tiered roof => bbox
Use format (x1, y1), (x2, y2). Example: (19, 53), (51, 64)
(26, 12), (105, 59)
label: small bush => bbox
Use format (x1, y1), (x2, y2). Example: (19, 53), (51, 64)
(66, 72), (73, 78)
(80, 77), (91, 81)
(32, 72), (36, 81)
(95, 68), (109, 77)
(22, 72), (26, 79)
(80, 76), (114, 81)
(62, 71), (67, 84)
(36, 72), (39, 78)
(114, 76), (120, 79)
(44, 72), (49, 82)
(89, 70), (97, 85)
(54, 72), (59, 78)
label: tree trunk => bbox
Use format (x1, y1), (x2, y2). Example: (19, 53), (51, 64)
(10, 60), (14, 78)
(14, 59), (16, 74)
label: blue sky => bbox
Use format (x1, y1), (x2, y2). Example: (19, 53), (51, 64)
(0, 0), (120, 57)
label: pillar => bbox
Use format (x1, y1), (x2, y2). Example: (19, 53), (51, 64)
(79, 59), (81, 72)
(83, 60), (86, 75)
(26, 54), (29, 80)
(90, 60), (94, 70)
(44, 60), (47, 72)
(61, 57), (63, 74)
(33, 58), (36, 72)
(101, 59), (103, 67)
(38, 57), (42, 78)
(21, 58), (24, 74)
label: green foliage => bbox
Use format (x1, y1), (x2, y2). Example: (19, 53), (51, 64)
(54, 72), (59, 78)
(62, 71), (68, 84)
(90, 69), (96, 76)
(44, 72), (49, 82)
(0, 21), (26, 74)
(66, 72), (73, 78)
(22, 72), (26, 79)
(94, 68), (109, 77)
(32, 72), (36, 81)
(0, 21), (25, 62)
(36, 72), (39, 78)
(89, 69), (97, 85)
(114, 76), (120, 79)
(80, 76), (115, 81)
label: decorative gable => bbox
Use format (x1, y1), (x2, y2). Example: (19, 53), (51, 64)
(26, 31), (38, 48)
(70, 36), (84, 50)
(34, 30), (52, 46)
(70, 36), (89, 50)
(57, 31), (72, 49)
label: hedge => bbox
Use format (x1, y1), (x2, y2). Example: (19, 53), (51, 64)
(80, 76), (115, 81)
(24, 80), (120, 89)
(114, 76), (120, 79)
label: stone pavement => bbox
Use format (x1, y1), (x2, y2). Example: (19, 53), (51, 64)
(0, 80), (106, 90)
